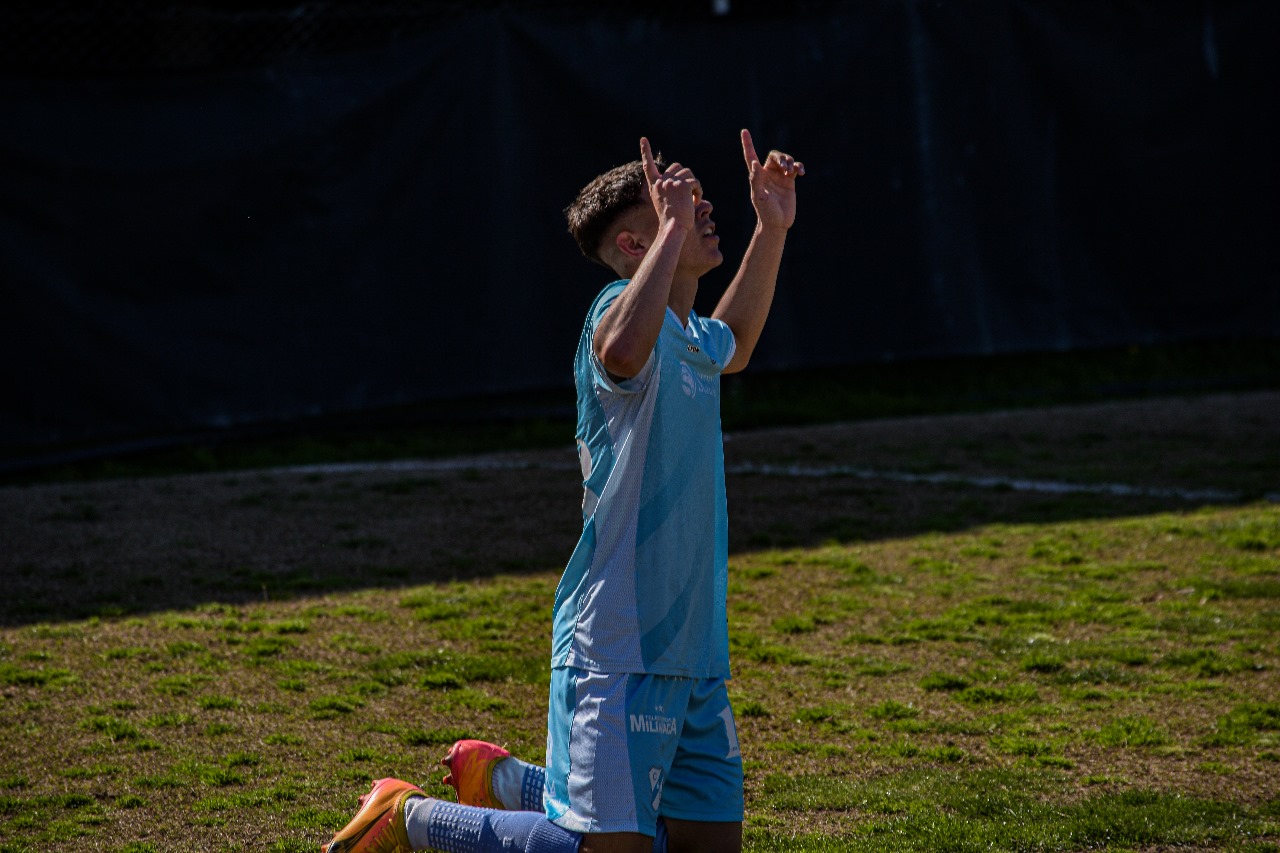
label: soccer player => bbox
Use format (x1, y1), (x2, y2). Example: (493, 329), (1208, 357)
(322, 129), (803, 853)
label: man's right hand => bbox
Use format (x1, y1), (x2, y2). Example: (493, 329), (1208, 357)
(640, 136), (699, 236)
(593, 137), (700, 381)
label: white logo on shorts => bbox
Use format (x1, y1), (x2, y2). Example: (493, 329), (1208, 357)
(629, 713), (678, 735)
(719, 707), (741, 759)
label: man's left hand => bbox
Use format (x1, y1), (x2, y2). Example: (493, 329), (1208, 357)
(741, 129), (805, 231)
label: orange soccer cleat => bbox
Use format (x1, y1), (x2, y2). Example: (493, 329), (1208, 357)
(440, 739), (511, 809)
(322, 777), (424, 853)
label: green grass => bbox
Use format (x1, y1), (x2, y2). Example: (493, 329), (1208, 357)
(1, 504), (1277, 849)
(747, 770), (1273, 851)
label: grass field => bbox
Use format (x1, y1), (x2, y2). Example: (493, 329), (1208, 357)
(1, 391), (1278, 851)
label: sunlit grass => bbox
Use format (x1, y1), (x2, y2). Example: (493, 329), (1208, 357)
(0, 504), (1277, 850)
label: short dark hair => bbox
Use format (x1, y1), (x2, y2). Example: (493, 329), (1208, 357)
(564, 155), (664, 267)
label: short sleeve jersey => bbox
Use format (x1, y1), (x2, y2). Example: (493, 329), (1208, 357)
(551, 280), (737, 678)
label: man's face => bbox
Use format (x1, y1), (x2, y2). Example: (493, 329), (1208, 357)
(628, 193), (723, 276)
(682, 192), (723, 273)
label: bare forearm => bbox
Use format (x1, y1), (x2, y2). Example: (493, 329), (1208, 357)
(713, 223), (788, 373)
(714, 130), (804, 374)
(593, 219), (689, 378)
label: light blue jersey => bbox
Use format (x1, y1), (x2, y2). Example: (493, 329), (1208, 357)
(551, 280), (737, 678)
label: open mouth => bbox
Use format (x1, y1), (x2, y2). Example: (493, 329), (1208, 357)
(701, 223), (717, 238)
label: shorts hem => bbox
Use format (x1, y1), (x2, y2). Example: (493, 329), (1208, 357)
(549, 814), (655, 838)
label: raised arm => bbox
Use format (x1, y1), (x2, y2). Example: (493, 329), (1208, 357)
(713, 129), (805, 374)
(593, 137), (702, 379)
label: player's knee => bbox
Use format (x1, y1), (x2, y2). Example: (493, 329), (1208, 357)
(577, 831), (654, 853)
(663, 818), (742, 853)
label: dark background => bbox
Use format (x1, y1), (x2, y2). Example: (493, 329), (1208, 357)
(1, 0), (1276, 455)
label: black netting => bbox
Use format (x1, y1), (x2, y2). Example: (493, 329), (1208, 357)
(0, 0), (817, 74)
(0, 2), (471, 73)
(1, 1), (1274, 453)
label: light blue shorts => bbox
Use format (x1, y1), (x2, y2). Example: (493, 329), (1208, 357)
(544, 667), (744, 836)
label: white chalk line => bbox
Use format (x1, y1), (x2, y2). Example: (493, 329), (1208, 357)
(283, 456), (1272, 504)
(729, 462), (1259, 503)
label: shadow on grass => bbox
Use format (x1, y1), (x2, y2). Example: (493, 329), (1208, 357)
(727, 476), (1259, 553)
(3, 361), (1277, 628)
(1, 458), (1268, 629)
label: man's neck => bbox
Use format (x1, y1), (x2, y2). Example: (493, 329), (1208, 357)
(666, 273), (699, 327)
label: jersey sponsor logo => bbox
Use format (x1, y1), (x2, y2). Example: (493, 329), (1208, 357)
(629, 713), (678, 735)
(680, 363), (717, 399)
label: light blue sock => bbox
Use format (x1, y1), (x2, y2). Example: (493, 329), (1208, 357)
(519, 764), (547, 812)
(491, 756), (547, 812)
(490, 759), (664, 852)
(403, 797), (580, 853)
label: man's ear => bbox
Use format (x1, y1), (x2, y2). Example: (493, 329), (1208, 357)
(614, 230), (648, 260)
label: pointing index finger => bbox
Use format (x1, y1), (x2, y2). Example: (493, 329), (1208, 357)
(639, 137), (661, 184)
(740, 128), (760, 173)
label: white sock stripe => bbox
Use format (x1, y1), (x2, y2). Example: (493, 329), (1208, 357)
(402, 796), (437, 851)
